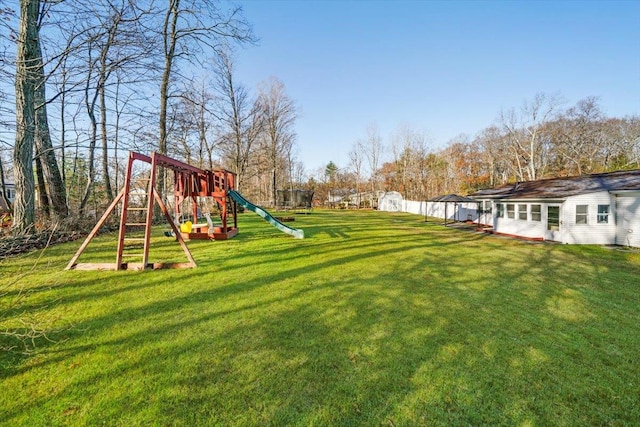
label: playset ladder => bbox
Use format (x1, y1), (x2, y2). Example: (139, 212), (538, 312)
(115, 169), (153, 268)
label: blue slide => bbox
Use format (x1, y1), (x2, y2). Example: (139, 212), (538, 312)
(228, 190), (304, 239)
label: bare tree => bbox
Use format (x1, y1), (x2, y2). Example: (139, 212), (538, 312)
(213, 48), (261, 191)
(64, 0), (156, 213)
(603, 116), (640, 170)
(475, 125), (510, 186)
(348, 140), (365, 204)
(157, 0), (254, 202)
(501, 92), (564, 181)
(551, 97), (605, 175)
(364, 122), (383, 192)
(256, 77), (297, 206)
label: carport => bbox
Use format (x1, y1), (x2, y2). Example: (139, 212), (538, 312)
(427, 194), (479, 225)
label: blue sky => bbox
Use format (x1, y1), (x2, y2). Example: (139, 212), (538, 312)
(234, 0), (640, 173)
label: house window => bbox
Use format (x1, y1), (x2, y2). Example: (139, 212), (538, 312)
(496, 203), (504, 218)
(576, 205), (588, 225)
(531, 204), (541, 221)
(506, 204), (515, 219)
(484, 201), (492, 213)
(518, 204), (527, 220)
(597, 205), (610, 224)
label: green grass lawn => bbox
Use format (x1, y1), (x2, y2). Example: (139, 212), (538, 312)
(1, 209), (639, 426)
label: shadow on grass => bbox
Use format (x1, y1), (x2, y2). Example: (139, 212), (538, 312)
(2, 209), (639, 425)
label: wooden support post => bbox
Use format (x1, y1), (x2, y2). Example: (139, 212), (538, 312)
(153, 188), (196, 267)
(65, 189), (125, 270)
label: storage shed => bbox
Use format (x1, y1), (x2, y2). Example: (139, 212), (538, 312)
(378, 191), (404, 212)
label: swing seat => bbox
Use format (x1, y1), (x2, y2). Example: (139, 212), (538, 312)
(180, 221), (193, 233)
(190, 223), (208, 233)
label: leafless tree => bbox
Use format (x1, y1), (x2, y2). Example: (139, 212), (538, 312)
(256, 77), (297, 206)
(390, 124), (430, 199)
(157, 0), (254, 202)
(550, 96), (605, 175)
(501, 92), (564, 181)
(475, 125), (510, 186)
(363, 122), (383, 192)
(71, 0), (157, 212)
(213, 48), (261, 191)
(348, 140), (365, 204)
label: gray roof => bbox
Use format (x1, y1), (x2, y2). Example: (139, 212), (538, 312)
(470, 169), (640, 200)
(429, 194), (478, 203)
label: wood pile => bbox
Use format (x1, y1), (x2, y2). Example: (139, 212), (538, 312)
(0, 231), (82, 261)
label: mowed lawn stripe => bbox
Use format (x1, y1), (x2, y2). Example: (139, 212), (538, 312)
(1, 209), (639, 426)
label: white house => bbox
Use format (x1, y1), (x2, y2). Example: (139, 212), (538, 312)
(1, 183), (15, 212)
(470, 169), (640, 247)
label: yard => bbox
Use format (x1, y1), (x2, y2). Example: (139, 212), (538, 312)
(1, 209), (639, 426)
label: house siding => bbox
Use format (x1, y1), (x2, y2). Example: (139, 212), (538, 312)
(0, 183), (15, 211)
(486, 192), (620, 245)
(562, 192), (616, 245)
(616, 192), (640, 247)
(493, 201), (547, 240)
(471, 170), (640, 248)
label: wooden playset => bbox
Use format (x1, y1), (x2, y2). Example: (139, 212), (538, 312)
(65, 151), (239, 271)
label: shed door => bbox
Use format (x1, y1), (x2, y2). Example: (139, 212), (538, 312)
(546, 204), (562, 242)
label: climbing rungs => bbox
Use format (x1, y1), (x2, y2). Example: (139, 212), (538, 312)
(124, 237), (146, 241)
(121, 254), (143, 258)
(126, 223), (147, 226)
(127, 207), (148, 211)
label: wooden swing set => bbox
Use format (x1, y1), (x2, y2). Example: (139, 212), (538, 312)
(65, 151), (238, 271)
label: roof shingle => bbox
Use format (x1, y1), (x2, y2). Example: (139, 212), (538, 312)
(470, 169), (640, 199)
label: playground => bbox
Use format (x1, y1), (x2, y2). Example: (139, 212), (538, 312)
(66, 151), (303, 271)
(1, 209), (639, 425)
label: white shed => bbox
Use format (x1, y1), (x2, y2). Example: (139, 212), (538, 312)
(378, 191), (404, 212)
(470, 170), (640, 247)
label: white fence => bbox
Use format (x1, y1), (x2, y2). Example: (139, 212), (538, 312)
(378, 193), (480, 222)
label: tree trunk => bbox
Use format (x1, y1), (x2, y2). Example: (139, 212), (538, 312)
(34, 79), (68, 220)
(157, 0), (180, 217)
(99, 78), (113, 200)
(34, 148), (50, 217)
(31, 2), (68, 221)
(79, 73), (98, 215)
(12, 0), (39, 234)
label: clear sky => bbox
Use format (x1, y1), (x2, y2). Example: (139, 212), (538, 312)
(234, 0), (640, 174)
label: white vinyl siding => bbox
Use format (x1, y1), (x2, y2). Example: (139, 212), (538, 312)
(563, 192), (617, 245)
(493, 201), (550, 240)
(616, 193), (640, 247)
(492, 193), (622, 244)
